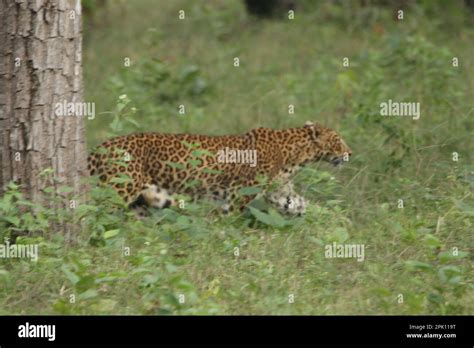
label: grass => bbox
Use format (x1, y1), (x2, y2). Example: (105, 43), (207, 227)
(0, 0), (473, 315)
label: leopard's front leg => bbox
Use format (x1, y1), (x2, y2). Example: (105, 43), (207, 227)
(265, 181), (308, 216)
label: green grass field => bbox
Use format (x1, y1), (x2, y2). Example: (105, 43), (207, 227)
(0, 0), (473, 315)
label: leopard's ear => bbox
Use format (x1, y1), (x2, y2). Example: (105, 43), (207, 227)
(304, 121), (322, 140)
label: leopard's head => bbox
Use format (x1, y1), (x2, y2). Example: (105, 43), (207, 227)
(303, 121), (352, 166)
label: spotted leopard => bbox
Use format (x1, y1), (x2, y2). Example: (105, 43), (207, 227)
(88, 121), (352, 215)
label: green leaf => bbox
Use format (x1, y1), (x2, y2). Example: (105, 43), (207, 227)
(308, 236), (324, 246)
(142, 273), (160, 286)
(176, 280), (195, 291)
(165, 263), (178, 273)
(405, 260), (434, 272)
(192, 149), (214, 158)
(177, 216), (190, 227)
(110, 161), (130, 167)
(61, 265), (80, 285)
(438, 250), (469, 263)
(438, 265), (462, 283)
(4, 216), (20, 226)
(427, 292), (444, 305)
(76, 275), (96, 293)
(188, 159), (202, 168)
(166, 161), (186, 170)
(7, 182), (20, 191)
(39, 168), (54, 177)
(238, 186), (262, 196)
(372, 287), (391, 297)
(202, 168), (223, 175)
(424, 234), (442, 248)
(52, 300), (72, 314)
(104, 229), (120, 239)
(126, 117), (140, 128)
(181, 141), (200, 149)
(248, 207), (289, 228)
(255, 174), (268, 185)
(57, 186), (75, 193)
(453, 199), (474, 216)
(180, 65), (199, 81)
(110, 175), (133, 184)
(162, 292), (180, 307)
(184, 179), (201, 188)
(332, 227), (349, 243)
(77, 289), (98, 300)
(94, 147), (109, 155)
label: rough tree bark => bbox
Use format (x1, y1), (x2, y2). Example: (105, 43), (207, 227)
(0, 0), (87, 231)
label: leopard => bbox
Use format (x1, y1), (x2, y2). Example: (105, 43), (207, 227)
(87, 121), (352, 216)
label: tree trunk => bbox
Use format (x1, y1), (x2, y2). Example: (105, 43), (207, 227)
(0, 0), (87, 233)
